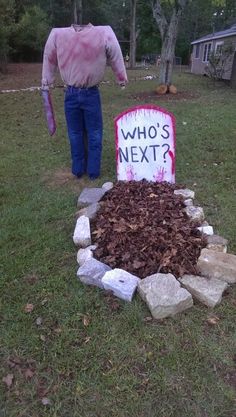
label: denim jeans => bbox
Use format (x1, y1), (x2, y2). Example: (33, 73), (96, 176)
(64, 86), (103, 177)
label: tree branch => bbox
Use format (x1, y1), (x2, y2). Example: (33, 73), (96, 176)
(151, 0), (168, 40)
(177, 0), (188, 12)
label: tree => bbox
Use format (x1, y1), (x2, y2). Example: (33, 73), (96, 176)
(151, 0), (189, 87)
(151, 0), (227, 88)
(0, 0), (16, 71)
(14, 5), (49, 61)
(129, 0), (137, 68)
(73, 0), (83, 24)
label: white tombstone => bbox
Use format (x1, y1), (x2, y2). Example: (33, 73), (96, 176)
(114, 105), (176, 183)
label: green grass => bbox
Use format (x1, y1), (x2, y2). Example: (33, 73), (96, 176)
(0, 64), (236, 417)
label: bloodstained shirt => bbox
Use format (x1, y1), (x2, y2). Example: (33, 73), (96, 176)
(42, 24), (128, 88)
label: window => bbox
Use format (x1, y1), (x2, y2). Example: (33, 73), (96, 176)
(203, 43), (212, 62)
(215, 41), (224, 55)
(195, 44), (200, 58)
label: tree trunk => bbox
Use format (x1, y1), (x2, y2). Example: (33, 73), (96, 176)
(152, 0), (188, 86)
(73, 0), (83, 25)
(129, 0), (137, 69)
(159, 28), (179, 84)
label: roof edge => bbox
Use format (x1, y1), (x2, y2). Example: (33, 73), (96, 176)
(191, 31), (236, 45)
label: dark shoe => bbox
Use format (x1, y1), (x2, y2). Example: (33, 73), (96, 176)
(77, 173), (84, 178)
(89, 174), (99, 180)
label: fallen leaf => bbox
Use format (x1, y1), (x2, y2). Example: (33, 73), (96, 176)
(36, 317), (43, 326)
(132, 260), (146, 269)
(54, 327), (62, 334)
(40, 334), (46, 342)
(24, 303), (34, 313)
(2, 374), (14, 388)
(7, 356), (22, 368)
(92, 228), (104, 238)
(82, 315), (91, 327)
(24, 368), (34, 379)
(206, 316), (220, 326)
(143, 316), (153, 322)
(41, 397), (51, 406)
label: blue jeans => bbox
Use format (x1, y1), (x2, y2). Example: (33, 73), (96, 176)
(64, 86), (103, 177)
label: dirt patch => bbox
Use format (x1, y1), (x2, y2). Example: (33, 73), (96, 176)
(130, 90), (199, 102)
(223, 369), (236, 389)
(91, 180), (206, 279)
(0, 63), (61, 90)
(42, 167), (88, 190)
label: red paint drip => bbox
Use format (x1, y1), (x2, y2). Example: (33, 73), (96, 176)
(168, 150), (175, 175)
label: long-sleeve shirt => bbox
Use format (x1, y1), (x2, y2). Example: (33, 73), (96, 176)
(42, 24), (128, 88)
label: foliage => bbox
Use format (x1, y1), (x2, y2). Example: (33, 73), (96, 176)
(0, 0), (236, 72)
(205, 41), (234, 80)
(13, 6), (49, 61)
(136, 0), (161, 59)
(0, 0), (15, 71)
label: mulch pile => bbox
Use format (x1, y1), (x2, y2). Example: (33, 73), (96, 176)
(91, 181), (207, 279)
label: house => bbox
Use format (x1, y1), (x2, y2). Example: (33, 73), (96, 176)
(191, 23), (236, 82)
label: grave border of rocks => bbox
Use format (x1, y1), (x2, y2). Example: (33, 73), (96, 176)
(73, 181), (235, 319)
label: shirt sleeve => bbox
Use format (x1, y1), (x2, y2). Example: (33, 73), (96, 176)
(105, 26), (128, 85)
(42, 29), (58, 88)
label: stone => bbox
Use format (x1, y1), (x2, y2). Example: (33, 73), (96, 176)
(102, 269), (141, 302)
(77, 258), (111, 289)
(102, 182), (114, 191)
(138, 273), (193, 319)
(184, 198), (193, 207)
(78, 188), (106, 206)
(197, 249), (236, 284)
(179, 275), (228, 308)
(75, 202), (101, 220)
(207, 243), (227, 253)
(73, 215), (91, 247)
(185, 206), (204, 222)
(174, 189), (195, 199)
(77, 247), (94, 265)
(197, 225), (214, 235)
(207, 234), (228, 246)
(201, 220), (209, 226)
(88, 245), (97, 251)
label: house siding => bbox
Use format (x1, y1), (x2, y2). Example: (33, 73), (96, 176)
(191, 35), (236, 80)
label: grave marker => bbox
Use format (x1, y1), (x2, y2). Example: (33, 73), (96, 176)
(114, 105), (176, 182)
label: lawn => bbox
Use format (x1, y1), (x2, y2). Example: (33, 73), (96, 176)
(0, 63), (236, 417)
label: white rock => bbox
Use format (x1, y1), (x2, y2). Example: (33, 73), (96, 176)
(73, 215), (91, 247)
(174, 189), (195, 199)
(197, 249), (236, 284)
(102, 182), (114, 191)
(201, 220), (209, 226)
(138, 273), (193, 319)
(184, 199), (193, 207)
(78, 188), (106, 206)
(88, 245), (97, 251)
(185, 206), (204, 222)
(101, 269), (141, 302)
(77, 258), (111, 289)
(179, 275), (228, 308)
(77, 247), (94, 265)
(207, 235), (228, 246)
(197, 225), (214, 235)
(207, 243), (227, 253)
(76, 203), (100, 220)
